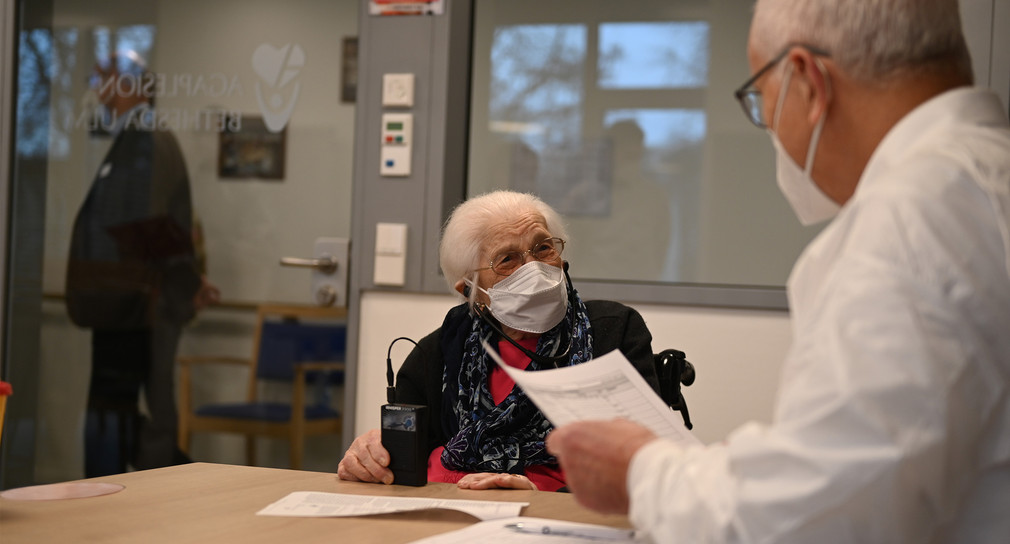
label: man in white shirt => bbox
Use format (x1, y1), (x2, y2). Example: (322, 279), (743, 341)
(546, 1), (1010, 542)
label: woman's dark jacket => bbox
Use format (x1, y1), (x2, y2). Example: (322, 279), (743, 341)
(394, 300), (660, 454)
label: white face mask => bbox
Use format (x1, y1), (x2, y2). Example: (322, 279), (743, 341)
(768, 62), (840, 226)
(468, 261), (568, 334)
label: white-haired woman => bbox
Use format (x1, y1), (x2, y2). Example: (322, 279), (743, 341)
(337, 190), (660, 491)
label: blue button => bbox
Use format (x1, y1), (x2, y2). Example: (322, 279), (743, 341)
(385, 160), (395, 167)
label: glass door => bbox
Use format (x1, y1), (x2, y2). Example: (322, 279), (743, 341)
(3, 0), (359, 487)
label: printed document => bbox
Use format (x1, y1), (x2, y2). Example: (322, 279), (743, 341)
(483, 342), (700, 447)
(256, 491), (527, 520)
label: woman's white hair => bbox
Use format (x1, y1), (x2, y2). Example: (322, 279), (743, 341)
(752, 0), (973, 83)
(439, 190), (568, 292)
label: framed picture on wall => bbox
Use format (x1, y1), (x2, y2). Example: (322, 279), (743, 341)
(218, 115), (286, 180)
(341, 37), (358, 103)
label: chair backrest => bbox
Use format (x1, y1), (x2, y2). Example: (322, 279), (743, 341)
(251, 305), (347, 383)
(256, 321), (346, 380)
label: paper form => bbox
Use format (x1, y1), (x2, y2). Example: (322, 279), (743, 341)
(407, 516), (647, 543)
(483, 342), (700, 447)
(256, 491), (527, 520)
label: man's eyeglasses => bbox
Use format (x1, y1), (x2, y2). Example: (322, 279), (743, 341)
(480, 237), (566, 276)
(733, 43), (831, 129)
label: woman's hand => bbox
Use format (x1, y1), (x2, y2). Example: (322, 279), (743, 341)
(457, 472), (538, 490)
(337, 429), (394, 484)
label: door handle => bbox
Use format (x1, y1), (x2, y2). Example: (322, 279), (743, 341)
(280, 255), (338, 275)
(281, 238), (348, 307)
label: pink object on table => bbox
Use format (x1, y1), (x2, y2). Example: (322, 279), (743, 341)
(1, 482), (125, 501)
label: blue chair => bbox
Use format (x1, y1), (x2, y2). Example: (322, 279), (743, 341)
(178, 304), (346, 469)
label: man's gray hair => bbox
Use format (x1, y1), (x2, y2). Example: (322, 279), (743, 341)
(752, 0), (973, 83)
(439, 190), (568, 291)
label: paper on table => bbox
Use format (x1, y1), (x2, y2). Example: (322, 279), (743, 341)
(407, 516), (647, 543)
(483, 342), (700, 447)
(256, 491), (527, 521)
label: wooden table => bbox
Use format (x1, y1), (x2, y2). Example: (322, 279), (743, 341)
(0, 463), (630, 543)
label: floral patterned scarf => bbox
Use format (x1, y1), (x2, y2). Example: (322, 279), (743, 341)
(440, 290), (593, 473)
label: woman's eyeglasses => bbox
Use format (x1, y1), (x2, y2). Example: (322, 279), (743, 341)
(480, 237), (566, 276)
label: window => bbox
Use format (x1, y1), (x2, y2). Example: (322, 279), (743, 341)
(598, 22), (709, 89)
(468, 0), (821, 289)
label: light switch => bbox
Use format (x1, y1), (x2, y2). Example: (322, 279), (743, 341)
(382, 73), (414, 107)
(375, 223), (408, 286)
(375, 222), (407, 255)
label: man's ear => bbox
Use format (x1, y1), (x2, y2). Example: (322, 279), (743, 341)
(787, 49), (832, 124)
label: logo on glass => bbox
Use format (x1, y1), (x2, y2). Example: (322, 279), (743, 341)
(252, 43), (304, 132)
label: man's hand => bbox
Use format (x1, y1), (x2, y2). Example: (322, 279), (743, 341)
(192, 275), (221, 312)
(337, 429), (394, 484)
(546, 419), (657, 513)
(457, 472), (538, 490)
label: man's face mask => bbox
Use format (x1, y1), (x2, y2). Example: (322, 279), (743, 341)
(468, 261), (568, 334)
(767, 60), (840, 226)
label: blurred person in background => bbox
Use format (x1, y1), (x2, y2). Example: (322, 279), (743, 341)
(66, 50), (219, 477)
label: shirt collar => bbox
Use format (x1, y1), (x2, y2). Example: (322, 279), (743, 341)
(857, 87), (1005, 195)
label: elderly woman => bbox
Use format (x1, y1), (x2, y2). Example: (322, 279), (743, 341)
(337, 190), (660, 491)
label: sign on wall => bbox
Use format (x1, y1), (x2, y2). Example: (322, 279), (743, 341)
(369, 0), (444, 16)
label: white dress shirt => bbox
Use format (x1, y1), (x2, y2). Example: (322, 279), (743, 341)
(628, 87), (1010, 544)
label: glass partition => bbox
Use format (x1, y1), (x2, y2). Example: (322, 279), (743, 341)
(6, 0), (359, 487)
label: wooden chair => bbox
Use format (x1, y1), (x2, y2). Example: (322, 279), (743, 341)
(178, 304), (346, 469)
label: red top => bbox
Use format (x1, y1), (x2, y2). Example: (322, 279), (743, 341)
(426, 338), (566, 491)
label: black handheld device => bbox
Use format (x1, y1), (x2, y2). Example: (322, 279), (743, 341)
(380, 403), (428, 487)
(380, 337), (427, 487)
